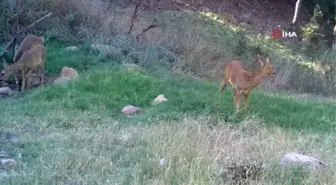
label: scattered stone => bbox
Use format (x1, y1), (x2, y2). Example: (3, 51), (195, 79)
(121, 63), (141, 72)
(61, 67), (79, 79)
(90, 44), (123, 57)
(53, 77), (72, 85)
(28, 73), (41, 87)
(200, 7), (211, 12)
(152, 94), (168, 105)
(280, 152), (327, 172)
(0, 151), (8, 159)
(159, 159), (166, 166)
(64, 46), (79, 52)
(0, 132), (18, 143)
(121, 105), (140, 117)
(0, 159), (17, 169)
(0, 81), (8, 87)
(0, 87), (14, 96)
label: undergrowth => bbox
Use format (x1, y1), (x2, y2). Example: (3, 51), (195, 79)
(0, 0), (335, 96)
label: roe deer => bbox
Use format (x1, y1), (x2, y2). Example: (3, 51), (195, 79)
(8, 34), (44, 87)
(2, 45), (46, 91)
(220, 54), (275, 112)
(14, 34), (44, 63)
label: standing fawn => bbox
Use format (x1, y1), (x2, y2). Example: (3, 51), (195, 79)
(4, 35), (45, 87)
(2, 45), (46, 91)
(220, 54), (275, 112)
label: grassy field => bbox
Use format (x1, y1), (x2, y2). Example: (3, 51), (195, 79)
(0, 41), (335, 185)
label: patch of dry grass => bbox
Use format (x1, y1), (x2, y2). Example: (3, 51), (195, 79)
(2, 115), (335, 185)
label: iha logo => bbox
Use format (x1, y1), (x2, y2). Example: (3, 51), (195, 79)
(271, 25), (297, 39)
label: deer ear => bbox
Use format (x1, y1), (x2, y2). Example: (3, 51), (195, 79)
(255, 54), (264, 67)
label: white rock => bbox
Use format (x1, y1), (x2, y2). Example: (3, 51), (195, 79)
(0, 159), (17, 169)
(152, 94), (168, 105)
(90, 44), (123, 57)
(122, 63), (141, 72)
(0, 87), (14, 96)
(53, 77), (72, 85)
(29, 73), (40, 86)
(65, 46), (79, 51)
(159, 159), (166, 166)
(61, 67), (79, 79)
(121, 105), (140, 117)
(280, 152), (327, 172)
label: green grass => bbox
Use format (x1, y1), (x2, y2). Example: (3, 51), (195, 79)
(0, 41), (335, 185)
(2, 63), (335, 131)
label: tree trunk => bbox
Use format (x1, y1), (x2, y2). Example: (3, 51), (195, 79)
(292, 0), (302, 25)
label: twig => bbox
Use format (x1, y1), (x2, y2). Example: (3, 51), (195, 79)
(0, 12), (52, 58)
(127, 0), (143, 34)
(136, 24), (159, 40)
(17, 12), (52, 35)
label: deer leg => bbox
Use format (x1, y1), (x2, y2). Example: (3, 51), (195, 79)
(39, 62), (45, 86)
(25, 69), (34, 90)
(220, 73), (230, 94)
(21, 70), (26, 92)
(220, 83), (227, 94)
(233, 88), (240, 112)
(244, 92), (250, 111)
(14, 75), (19, 88)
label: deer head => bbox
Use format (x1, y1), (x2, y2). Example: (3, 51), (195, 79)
(1, 61), (11, 81)
(254, 54), (275, 76)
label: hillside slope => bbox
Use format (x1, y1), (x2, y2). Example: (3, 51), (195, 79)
(0, 41), (335, 185)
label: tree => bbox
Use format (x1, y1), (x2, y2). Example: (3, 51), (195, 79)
(292, 0), (302, 25)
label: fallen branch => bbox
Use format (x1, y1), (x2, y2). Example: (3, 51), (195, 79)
(0, 12), (52, 58)
(127, 0), (143, 34)
(136, 24), (159, 40)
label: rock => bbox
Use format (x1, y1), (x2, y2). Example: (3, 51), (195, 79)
(0, 81), (8, 87)
(0, 132), (18, 143)
(280, 152), (327, 172)
(200, 7), (211, 12)
(5, 132), (18, 143)
(152, 94), (168, 105)
(122, 63), (141, 72)
(0, 159), (17, 169)
(28, 73), (40, 87)
(53, 77), (72, 85)
(0, 151), (8, 159)
(53, 67), (79, 86)
(159, 159), (166, 166)
(0, 87), (14, 96)
(61, 67), (79, 79)
(90, 44), (123, 57)
(121, 105), (140, 117)
(64, 46), (79, 52)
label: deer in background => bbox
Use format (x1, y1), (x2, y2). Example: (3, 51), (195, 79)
(220, 54), (275, 112)
(14, 34), (44, 63)
(1, 34), (45, 87)
(2, 45), (46, 91)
